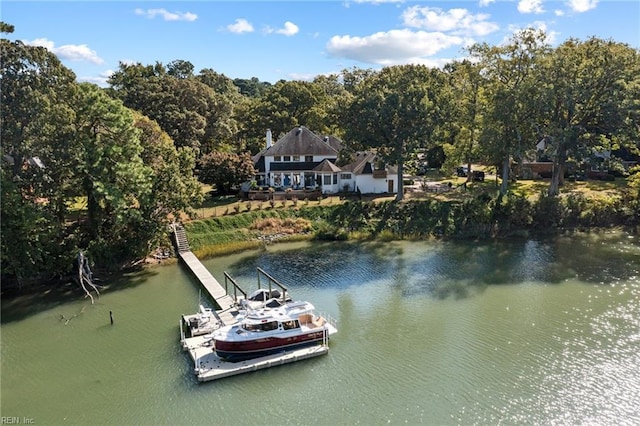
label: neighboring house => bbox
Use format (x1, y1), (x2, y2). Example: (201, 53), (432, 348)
(251, 126), (397, 195)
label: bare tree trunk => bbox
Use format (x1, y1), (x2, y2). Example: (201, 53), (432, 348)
(500, 156), (509, 195)
(396, 160), (404, 202)
(548, 141), (567, 196)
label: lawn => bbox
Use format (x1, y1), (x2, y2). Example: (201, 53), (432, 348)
(188, 175), (630, 222)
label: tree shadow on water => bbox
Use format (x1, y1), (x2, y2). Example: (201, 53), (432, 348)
(1, 266), (159, 324)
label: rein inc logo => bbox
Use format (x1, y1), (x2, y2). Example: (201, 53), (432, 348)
(1, 418), (35, 424)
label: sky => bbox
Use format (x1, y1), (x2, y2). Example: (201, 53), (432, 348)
(3, 1), (639, 86)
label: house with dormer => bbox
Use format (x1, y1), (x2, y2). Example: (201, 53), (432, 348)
(252, 126), (397, 195)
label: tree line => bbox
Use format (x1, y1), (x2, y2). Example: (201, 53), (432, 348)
(2, 22), (639, 288)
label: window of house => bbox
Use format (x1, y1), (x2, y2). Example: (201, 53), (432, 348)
(333, 174), (338, 184)
(293, 155), (300, 161)
(340, 173), (351, 180)
(274, 156), (281, 162)
(305, 155), (313, 162)
(323, 175), (332, 185)
(283, 155), (291, 162)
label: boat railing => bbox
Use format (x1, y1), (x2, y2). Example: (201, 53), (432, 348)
(223, 272), (247, 303)
(318, 312), (337, 344)
(256, 267), (289, 304)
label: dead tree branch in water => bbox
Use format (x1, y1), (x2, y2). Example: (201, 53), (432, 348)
(59, 305), (87, 325)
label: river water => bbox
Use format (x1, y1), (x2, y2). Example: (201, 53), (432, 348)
(2, 232), (639, 425)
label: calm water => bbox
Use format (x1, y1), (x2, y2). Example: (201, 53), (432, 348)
(2, 232), (640, 425)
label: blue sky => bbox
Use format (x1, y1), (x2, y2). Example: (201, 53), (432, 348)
(3, 1), (639, 86)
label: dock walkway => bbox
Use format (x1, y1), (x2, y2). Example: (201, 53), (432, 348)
(172, 222), (332, 382)
(172, 223), (237, 325)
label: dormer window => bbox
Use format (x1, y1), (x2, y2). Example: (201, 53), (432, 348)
(284, 156), (291, 162)
(274, 156), (281, 161)
(305, 155), (313, 162)
(293, 155), (300, 161)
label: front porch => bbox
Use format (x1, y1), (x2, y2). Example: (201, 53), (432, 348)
(247, 188), (323, 201)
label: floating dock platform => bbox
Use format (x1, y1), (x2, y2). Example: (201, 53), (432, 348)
(187, 342), (330, 382)
(180, 320), (333, 381)
(173, 223), (333, 382)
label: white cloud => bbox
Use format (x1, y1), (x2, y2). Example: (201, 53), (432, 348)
(351, 0), (404, 4)
(326, 29), (463, 65)
(402, 6), (499, 36)
(479, 0), (496, 6)
(518, 0), (545, 14)
(134, 8), (197, 22)
(568, 0), (598, 13)
(288, 72), (318, 81)
(555, 9), (565, 16)
(265, 21), (300, 36)
(227, 18), (254, 34)
(276, 21), (299, 36)
(78, 70), (114, 87)
(26, 38), (104, 64)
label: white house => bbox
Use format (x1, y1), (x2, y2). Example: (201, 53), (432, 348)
(252, 126), (397, 195)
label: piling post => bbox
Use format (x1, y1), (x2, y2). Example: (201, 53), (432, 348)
(110, 310), (114, 325)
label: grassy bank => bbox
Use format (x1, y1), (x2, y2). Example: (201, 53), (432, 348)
(183, 178), (638, 259)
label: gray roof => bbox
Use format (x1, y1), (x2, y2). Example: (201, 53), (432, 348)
(342, 152), (378, 174)
(341, 151), (398, 176)
(264, 126), (340, 157)
(312, 159), (342, 173)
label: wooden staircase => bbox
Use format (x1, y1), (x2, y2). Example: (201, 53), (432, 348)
(172, 223), (190, 253)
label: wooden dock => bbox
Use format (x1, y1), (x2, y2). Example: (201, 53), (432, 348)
(172, 222), (334, 382)
(172, 223), (237, 325)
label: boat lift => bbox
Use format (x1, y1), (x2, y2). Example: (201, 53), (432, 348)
(179, 268), (336, 382)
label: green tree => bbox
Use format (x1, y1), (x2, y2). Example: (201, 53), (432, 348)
(470, 29), (549, 194)
(167, 59), (194, 79)
(73, 83), (154, 263)
(133, 112), (203, 246)
(539, 38), (640, 195)
(233, 77), (272, 97)
(241, 80), (326, 141)
(343, 64), (451, 201)
(442, 60), (485, 177)
(108, 62), (216, 152)
(196, 68), (241, 153)
(197, 151), (256, 195)
(1, 26), (78, 285)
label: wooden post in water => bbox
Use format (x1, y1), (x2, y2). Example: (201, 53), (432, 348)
(110, 310), (114, 325)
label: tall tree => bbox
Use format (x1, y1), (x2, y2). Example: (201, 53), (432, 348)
(539, 38), (640, 195)
(196, 69), (241, 153)
(442, 60), (485, 178)
(1, 26), (78, 285)
(133, 112), (203, 247)
(343, 64), (451, 201)
(73, 83), (154, 263)
(470, 29), (549, 194)
(108, 62), (226, 152)
(241, 80), (326, 141)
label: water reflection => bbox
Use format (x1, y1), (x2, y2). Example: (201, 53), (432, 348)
(221, 232), (640, 301)
(2, 231), (639, 425)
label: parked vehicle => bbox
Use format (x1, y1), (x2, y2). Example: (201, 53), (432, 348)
(472, 171), (485, 182)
